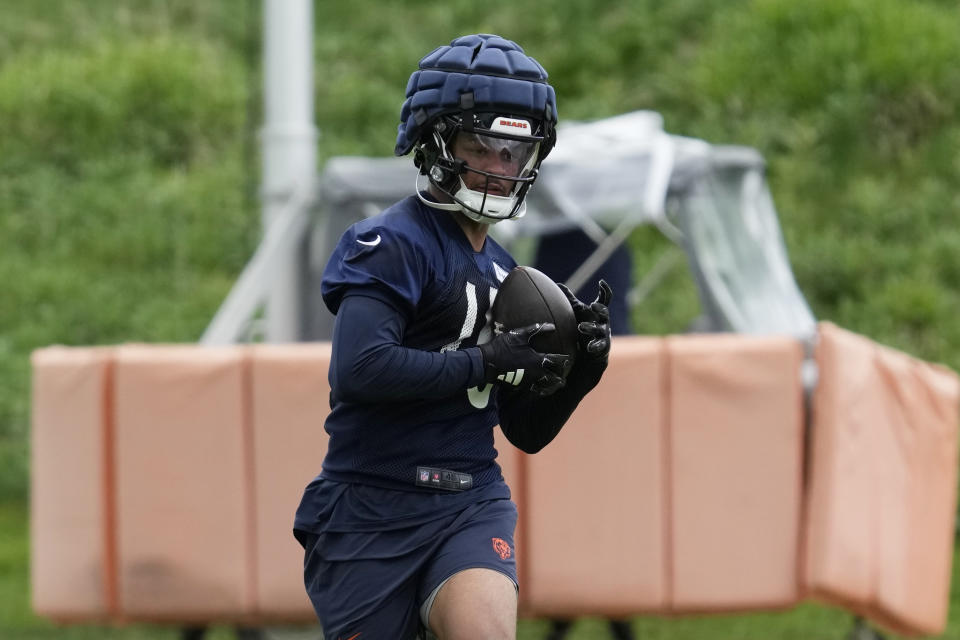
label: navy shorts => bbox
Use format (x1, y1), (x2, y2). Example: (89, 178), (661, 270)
(294, 478), (517, 640)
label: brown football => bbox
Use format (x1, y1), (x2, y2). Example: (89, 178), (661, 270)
(491, 266), (579, 363)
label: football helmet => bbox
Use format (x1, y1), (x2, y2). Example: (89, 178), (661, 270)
(395, 34), (558, 224)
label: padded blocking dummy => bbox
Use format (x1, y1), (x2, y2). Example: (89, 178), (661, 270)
(30, 347), (114, 620)
(668, 334), (804, 611)
(522, 336), (667, 616)
(112, 345), (251, 620)
(805, 323), (960, 636)
(248, 343), (331, 620)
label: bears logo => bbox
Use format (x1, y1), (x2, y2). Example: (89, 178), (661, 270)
(491, 537), (512, 560)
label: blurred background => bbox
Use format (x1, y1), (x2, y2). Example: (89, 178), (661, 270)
(3, 0), (960, 638)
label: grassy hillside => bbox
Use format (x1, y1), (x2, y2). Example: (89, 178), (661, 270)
(3, 0), (960, 636)
(5, 0), (960, 501)
(0, 1), (259, 500)
(5, 0), (959, 500)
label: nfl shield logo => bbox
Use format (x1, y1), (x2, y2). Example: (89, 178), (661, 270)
(419, 469), (430, 482)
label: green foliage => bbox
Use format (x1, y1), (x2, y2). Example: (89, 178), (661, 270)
(0, 1), (260, 501)
(2, 0), (960, 634)
(0, 0), (957, 492)
(309, 0), (738, 159)
(661, 0), (960, 363)
(0, 40), (241, 169)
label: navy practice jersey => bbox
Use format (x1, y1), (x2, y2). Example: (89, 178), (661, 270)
(317, 195), (517, 492)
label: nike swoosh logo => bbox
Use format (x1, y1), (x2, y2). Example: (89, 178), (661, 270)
(357, 234), (381, 247)
(340, 633), (362, 640)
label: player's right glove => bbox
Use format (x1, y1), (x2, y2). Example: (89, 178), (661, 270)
(478, 323), (571, 396)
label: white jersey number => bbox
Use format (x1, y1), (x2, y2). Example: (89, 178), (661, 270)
(441, 283), (499, 409)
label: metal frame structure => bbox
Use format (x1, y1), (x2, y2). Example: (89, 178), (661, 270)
(202, 0), (318, 345)
(203, 109), (816, 344)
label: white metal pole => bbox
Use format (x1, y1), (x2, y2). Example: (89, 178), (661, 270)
(261, 0), (317, 342)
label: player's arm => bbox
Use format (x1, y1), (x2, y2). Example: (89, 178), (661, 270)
(332, 294), (574, 405)
(496, 281), (612, 453)
(330, 292), (485, 403)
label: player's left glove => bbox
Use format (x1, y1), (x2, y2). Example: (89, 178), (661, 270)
(559, 279), (612, 362)
(558, 279), (612, 393)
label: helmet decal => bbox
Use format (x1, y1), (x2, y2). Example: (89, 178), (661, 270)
(489, 117), (532, 136)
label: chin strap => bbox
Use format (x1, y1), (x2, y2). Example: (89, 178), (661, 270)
(414, 173), (526, 224)
(415, 173), (464, 212)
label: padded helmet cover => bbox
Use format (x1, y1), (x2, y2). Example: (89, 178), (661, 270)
(395, 34), (558, 157)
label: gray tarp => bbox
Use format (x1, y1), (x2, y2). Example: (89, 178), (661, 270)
(306, 111), (814, 339)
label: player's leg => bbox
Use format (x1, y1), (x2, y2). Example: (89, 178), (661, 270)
(428, 567), (517, 640)
(419, 497), (519, 640)
(296, 480), (466, 639)
(298, 529), (423, 639)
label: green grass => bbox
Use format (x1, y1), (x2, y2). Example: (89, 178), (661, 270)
(4, 0), (960, 493)
(4, 0), (960, 637)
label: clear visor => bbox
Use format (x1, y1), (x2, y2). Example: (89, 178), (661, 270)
(452, 131), (540, 182)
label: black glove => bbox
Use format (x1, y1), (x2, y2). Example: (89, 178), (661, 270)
(558, 279), (613, 363)
(478, 323), (571, 396)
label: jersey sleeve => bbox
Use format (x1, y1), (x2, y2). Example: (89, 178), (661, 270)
(321, 221), (429, 318)
(496, 356), (608, 453)
(330, 294), (486, 403)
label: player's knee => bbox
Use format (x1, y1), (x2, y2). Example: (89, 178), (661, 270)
(428, 568), (517, 640)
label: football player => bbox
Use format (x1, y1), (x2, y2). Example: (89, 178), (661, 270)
(294, 34), (612, 640)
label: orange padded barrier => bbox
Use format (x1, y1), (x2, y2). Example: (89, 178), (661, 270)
(112, 345), (252, 622)
(522, 337), (667, 616)
(520, 335), (804, 618)
(669, 334), (804, 612)
(493, 427), (525, 595)
(28, 326), (959, 634)
(248, 343), (331, 621)
(804, 323), (960, 636)
(30, 347), (114, 621)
